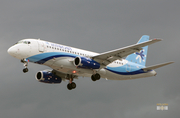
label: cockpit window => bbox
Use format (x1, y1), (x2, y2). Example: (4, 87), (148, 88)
(15, 41), (31, 45)
(24, 41), (28, 44)
(15, 41), (23, 44)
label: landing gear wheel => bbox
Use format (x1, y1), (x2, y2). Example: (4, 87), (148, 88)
(94, 73), (100, 80)
(91, 73), (101, 81)
(67, 83), (72, 90)
(91, 75), (96, 81)
(71, 82), (76, 89)
(23, 68), (28, 73)
(67, 82), (76, 90)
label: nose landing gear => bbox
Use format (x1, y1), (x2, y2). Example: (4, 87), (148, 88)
(23, 68), (28, 73)
(21, 59), (29, 73)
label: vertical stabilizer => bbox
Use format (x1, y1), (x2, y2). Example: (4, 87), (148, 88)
(125, 35), (149, 66)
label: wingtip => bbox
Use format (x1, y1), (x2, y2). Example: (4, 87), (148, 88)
(168, 61), (175, 64)
(149, 38), (163, 42)
(162, 61), (174, 66)
(153, 38), (163, 41)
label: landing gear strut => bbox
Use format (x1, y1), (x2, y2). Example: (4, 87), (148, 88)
(21, 59), (29, 73)
(91, 73), (101, 81)
(67, 75), (76, 90)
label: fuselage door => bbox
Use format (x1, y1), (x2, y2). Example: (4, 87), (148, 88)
(38, 40), (45, 52)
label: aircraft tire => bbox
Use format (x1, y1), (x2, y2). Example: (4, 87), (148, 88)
(71, 82), (76, 89)
(67, 82), (76, 90)
(23, 68), (28, 73)
(67, 83), (72, 90)
(91, 75), (96, 81)
(94, 73), (101, 80)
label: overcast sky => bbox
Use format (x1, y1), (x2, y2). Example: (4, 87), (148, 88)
(0, 0), (179, 118)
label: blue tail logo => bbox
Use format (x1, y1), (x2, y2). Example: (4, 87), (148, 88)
(125, 35), (149, 66)
(135, 50), (146, 63)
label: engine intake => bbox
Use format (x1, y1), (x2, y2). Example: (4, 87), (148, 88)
(35, 70), (62, 84)
(74, 57), (100, 69)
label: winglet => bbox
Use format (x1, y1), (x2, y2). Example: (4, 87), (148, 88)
(142, 61), (174, 71)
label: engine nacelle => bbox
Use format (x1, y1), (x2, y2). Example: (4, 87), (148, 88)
(74, 57), (100, 69)
(35, 70), (62, 84)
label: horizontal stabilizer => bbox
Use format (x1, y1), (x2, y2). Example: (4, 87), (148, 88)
(142, 62), (174, 71)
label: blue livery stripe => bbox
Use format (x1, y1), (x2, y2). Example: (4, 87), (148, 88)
(27, 52), (77, 64)
(27, 52), (150, 76)
(105, 68), (147, 75)
(36, 55), (75, 64)
(105, 62), (148, 75)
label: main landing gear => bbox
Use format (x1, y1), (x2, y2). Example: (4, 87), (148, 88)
(91, 73), (101, 81)
(66, 73), (101, 90)
(67, 75), (76, 90)
(21, 59), (29, 73)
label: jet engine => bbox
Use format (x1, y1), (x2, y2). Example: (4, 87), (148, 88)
(73, 56), (100, 69)
(35, 70), (62, 84)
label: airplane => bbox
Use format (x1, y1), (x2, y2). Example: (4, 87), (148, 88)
(7, 35), (173, 90)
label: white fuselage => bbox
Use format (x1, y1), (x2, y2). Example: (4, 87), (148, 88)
(8, 39), (156, 80)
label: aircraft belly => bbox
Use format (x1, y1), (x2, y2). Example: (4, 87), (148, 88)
(105, 70), (154, 80)
(43, 57), (154, 80)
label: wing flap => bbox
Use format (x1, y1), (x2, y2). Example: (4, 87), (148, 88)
(142, 62), (174, 71)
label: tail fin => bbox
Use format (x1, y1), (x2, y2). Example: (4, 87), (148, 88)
(126, 35), (149, 66)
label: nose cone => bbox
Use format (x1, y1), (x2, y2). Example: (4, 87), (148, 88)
(7, 46), (17, 57)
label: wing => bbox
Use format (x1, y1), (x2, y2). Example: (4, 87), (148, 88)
(92, 39), (162, 66)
